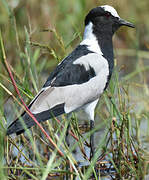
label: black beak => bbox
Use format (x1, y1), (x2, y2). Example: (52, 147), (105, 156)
(118, 18), (135, 28)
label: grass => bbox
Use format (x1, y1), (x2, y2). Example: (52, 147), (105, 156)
(0, 0), (149, 179)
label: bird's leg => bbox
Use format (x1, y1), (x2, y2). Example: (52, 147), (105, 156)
(65, 123), (70, 180)
(90, 120), (95, 160)
(65, 123), (70, 147)
(84, 100), (98, 159)
(90, 120), (99, 178)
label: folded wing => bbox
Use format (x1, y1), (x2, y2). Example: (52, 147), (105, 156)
(7, 45), (109, 135)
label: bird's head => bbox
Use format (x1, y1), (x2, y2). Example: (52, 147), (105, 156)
(85, 5), (135, 35)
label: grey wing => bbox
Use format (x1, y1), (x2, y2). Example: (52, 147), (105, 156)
(7, 53), (109, 135)
(30, 53), (109, 114)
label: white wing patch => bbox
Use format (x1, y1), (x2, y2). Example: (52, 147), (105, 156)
(30, 87), (64, 114)
(101, 5), (120, 18)
(80, 22), (103, 55)
(30, 54), (109, 115)
(73, 53), (108, 75)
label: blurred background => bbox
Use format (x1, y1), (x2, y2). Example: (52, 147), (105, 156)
(0, 0), (149, 179)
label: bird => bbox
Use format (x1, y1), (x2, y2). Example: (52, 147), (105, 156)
(7, 5), (134, 157)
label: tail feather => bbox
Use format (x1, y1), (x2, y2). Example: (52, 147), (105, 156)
(7, 103), (65, 135)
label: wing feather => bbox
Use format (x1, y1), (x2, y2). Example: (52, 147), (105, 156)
(7, 45), (109, 135)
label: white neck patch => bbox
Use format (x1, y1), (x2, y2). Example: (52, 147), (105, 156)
(80, 22), (103, 55)
(101, 5), (120, 18)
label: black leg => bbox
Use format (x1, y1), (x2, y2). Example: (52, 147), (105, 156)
(65, 123), (70, 180)
(90, 120), (95, 160)
(90, 120), (99, 178)
(65, 123), (70, 147)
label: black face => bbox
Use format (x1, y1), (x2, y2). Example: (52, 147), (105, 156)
(85, 7), (134, 34)
(85, 7), (112, 25)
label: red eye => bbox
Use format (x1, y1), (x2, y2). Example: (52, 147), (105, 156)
(105, 12), (111, 18)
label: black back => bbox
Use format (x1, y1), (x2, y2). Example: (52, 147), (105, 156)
(43, 45), (95, 87)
